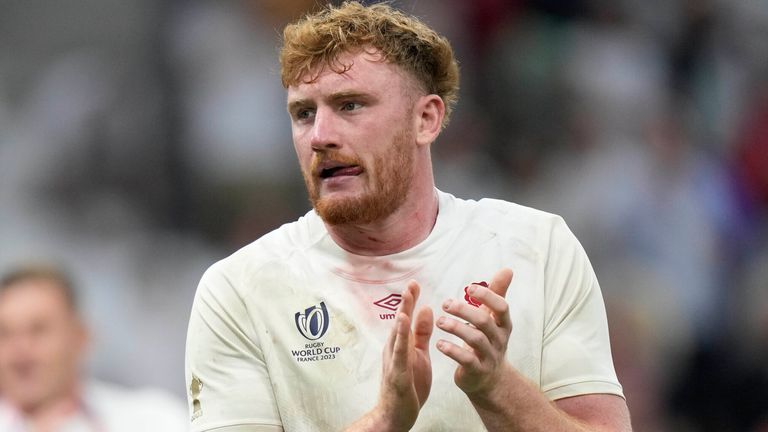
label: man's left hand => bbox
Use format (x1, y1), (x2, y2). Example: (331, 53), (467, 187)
(435, 267), (514, 396)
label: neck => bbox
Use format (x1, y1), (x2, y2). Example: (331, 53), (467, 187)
(19, 384), (82, 430)
(325, 184), (439, 256)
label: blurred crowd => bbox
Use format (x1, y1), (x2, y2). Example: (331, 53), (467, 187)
(0, 0), (766, 431)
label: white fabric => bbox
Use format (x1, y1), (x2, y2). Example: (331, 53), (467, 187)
(185, 190), (623, 431)
(0, 380), (189, 431)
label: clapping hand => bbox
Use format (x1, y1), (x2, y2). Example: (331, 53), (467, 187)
(364, 280), (434, 431)
(435, 268), (514, 397)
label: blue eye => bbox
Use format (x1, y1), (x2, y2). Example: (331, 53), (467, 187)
(341, 102), (361, 111)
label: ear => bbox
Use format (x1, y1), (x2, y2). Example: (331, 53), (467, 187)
(414, 94), (445, 147)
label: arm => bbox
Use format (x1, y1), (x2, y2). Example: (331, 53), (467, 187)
(345, 281), (434, 432)
(436, 268), (632, 432)
(185, 264), (283, 432)
(467, 362), (631, 431)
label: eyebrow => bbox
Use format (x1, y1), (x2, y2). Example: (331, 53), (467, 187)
(287, 91), (373, 113)
(327, 91), (369, 102)
(287, 98), (312, 114)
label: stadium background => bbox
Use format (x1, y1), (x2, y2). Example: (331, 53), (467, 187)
(1, 0), (766, 430)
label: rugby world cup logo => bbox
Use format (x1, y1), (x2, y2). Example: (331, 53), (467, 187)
(295, 302), (330, 340)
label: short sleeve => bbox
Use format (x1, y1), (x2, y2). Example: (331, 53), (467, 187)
(185, 263), (283, 431)
(540, 218), (624, 401)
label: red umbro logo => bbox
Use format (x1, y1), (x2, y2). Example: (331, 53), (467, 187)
(373, 294), (402, 320)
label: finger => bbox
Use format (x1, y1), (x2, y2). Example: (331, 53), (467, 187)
(436, 339), (480, 368)
(413, 306), (434, 352)
(391, 312), (412, 371)
(385, 307), (399, 360)
(486, 268), (513, 329)
(441, 298), (495, 335)
(465, 284), (511, 329)
(398, 280), (420, 320)
(488, 267), (513, 298)
(436, 315), (492, 354)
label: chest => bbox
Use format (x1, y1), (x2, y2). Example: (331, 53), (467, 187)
(242, 244), (546, 431)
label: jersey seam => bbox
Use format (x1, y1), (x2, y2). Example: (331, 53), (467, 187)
(541, 219), (595, 345)
(192, 418), (283, 431)
(542, 378), (623, 394)
(543, 278), (596, 346)
(329, 267), (423, 284)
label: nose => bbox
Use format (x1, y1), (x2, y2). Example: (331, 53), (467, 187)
(309, 107), (340, 151)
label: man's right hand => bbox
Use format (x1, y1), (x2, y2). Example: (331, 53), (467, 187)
(345, 281), (434, 432)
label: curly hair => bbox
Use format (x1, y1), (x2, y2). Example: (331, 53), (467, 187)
(280, 1), (460, 128)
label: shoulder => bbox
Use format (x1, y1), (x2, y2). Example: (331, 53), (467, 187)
(197, 210), (324, 297)
(228, 209), (323, 269)
(205, 210), (323, 278)
(475, 196), (564, 227)
(447, 192), (571, 247)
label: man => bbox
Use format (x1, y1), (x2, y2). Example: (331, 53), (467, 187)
(185, 2), (632, 431)
(0, 265), (189, 431)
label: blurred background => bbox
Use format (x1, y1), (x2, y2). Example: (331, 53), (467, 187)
(0, 0), (766, 430)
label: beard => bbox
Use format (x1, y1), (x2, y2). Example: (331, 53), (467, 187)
(302, 127), (415, 226)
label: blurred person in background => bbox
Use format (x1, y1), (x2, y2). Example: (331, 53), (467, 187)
(0, 264), (189, 432)
(186, 2), (631, 431)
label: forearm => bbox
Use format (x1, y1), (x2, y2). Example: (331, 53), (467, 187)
(344, 409), (385, 432)
(468, 365), (592, 432)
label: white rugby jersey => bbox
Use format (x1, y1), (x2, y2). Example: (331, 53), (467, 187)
(185, 190), (623, 431)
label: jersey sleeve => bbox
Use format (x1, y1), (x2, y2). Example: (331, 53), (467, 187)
(185, 262), (283, 431)
(539, 217), (624, 401)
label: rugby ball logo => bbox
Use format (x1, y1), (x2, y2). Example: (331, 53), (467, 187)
(295, 301), (330, 340)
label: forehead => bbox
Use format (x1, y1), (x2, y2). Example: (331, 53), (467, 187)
(287, 50), (411, 101)
(0, 279), (72, 318)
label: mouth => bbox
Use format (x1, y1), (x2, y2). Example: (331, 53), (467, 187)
(317, 162), (363, 179)
(11, 361), (38, 379)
